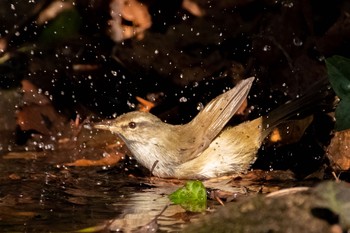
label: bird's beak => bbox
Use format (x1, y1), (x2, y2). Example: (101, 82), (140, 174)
(94, 121), (112, 131)
(95, 121), (122, 137)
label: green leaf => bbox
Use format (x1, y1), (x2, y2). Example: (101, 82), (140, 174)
(326, 55), (350, 131)
(76, 224), (106, 232)
(39, 9), (82, 45)
(169, 180), (207, 212)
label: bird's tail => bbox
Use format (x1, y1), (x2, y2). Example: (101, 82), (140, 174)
(261, 77), (332, 138)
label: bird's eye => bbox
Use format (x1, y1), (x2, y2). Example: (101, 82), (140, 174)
(128, 121), (137, 129)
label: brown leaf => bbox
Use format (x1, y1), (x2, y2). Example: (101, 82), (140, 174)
(268, 115), (313, 145)
(327, 129), (350, 171)
(136, 96), (155, 112)
(3, 151), (46, 160)
(65, 151), (122, 167)
(182, 0), (204, 17)
(109, 0), (151, 42)
(17, 104), (66, 135)
(17, 80), (68, 135)
(36, 1), (73, 25)
(21, 79), (50, 105)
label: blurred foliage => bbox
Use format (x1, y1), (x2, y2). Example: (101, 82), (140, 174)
(39, 9), (81, 45)
(315, 181), (350, 228)
(326, 55), (350, 131)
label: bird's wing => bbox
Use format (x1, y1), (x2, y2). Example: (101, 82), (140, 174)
(178, 77), (254, 162)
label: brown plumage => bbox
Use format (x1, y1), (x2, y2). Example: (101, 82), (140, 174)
(95, 77), (328, 179)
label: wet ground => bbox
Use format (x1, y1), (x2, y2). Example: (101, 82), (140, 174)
(1, 146), (333, 232)
(0, 149), (214, 232)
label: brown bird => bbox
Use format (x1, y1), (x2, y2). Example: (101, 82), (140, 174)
(95, 77), (326, 179)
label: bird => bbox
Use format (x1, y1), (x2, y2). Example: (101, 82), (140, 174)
(95, 77), (327, 179)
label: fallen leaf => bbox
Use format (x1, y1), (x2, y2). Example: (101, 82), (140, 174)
(17, 104), (66, 135)
(327, 129), (350, 171)
(136, 96), (155, 112)
(18, 80), (69, 135)
(109, 0), (151, 42)
(8, 173), (21, 180)
(169, 180), (207, 212)
(268, 116), (313, 145)
(182, 0), (205, 17)
(3, 151), (46, 160)
(36, 1), (73, 25)
(65, 151), (122, 167)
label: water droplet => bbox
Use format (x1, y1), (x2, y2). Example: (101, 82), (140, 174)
(263, 45), (271, 51)
(282, 1), (293, 8)
(111, 70), (118, 76)
(293, 37), (303, 46)
(317, 55), (325, 62)
(179, 97), (188, 102)
(197, 102), (204, 111)
(127, 101), (136, 109)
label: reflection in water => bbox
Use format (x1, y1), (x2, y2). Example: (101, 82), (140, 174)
(109, 188), (195, 232)
(0, 153), (206, 232)
(0, 149), (323, 232)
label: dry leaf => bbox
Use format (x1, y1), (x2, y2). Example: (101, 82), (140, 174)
(3, 151), (46, 160)
(36, 1), (73, 25)
(236, 99), (247, 115)
(72, 64), (100, 71)
(109, 0), (151, 42)
(65, 151), (122, 167)
(17, 104), (66, 135)
(182, 0), (205, 17)
(21, 79), (50, 105)
(18, 80), (68, 135)
(136, 96), (155, 112)
(268, 115), (313, 145)
(327, 129), (350, 171)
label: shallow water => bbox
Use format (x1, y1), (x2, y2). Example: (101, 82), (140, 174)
(0, 143), (327, 233)
(0, 150), (212, 232)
